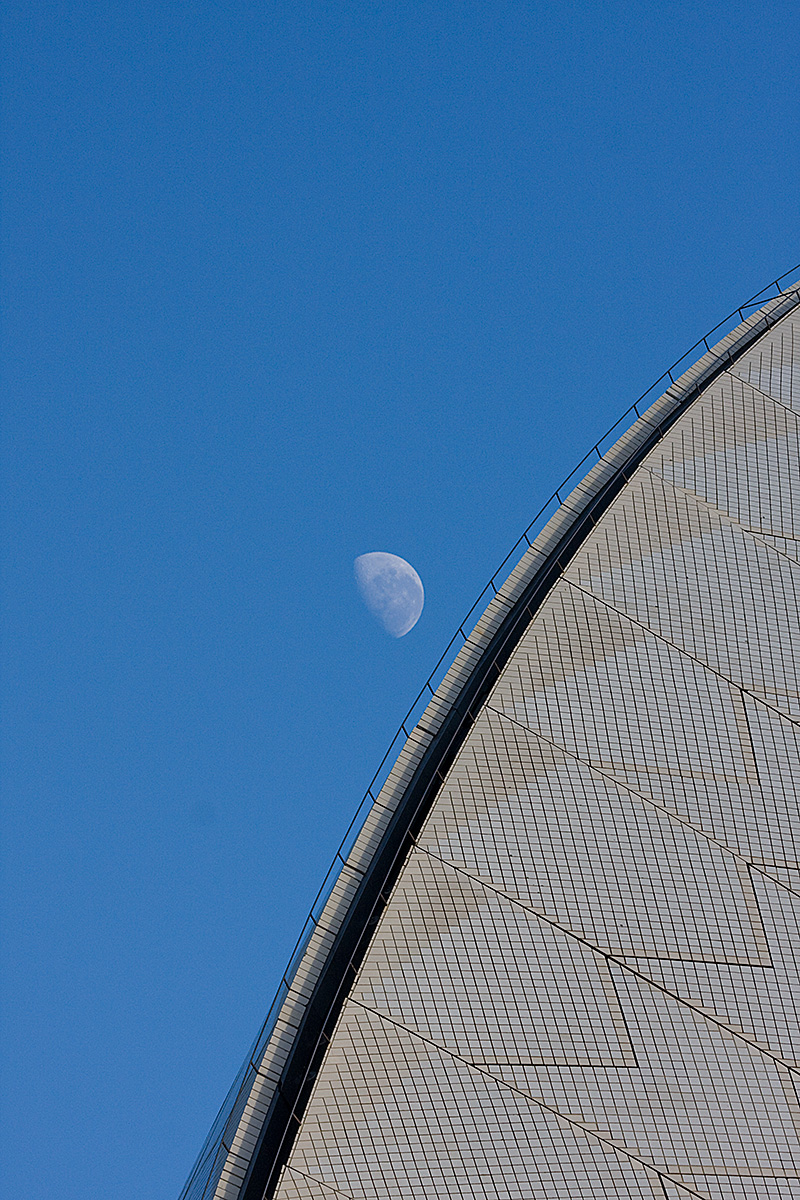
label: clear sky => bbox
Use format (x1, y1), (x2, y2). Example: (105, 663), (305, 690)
(2, 1), (798, 1197)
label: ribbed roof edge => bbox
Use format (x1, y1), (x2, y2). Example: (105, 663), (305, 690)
(180, 271), (800, 1200)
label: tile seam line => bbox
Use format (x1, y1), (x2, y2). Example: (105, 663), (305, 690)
(742, 528), (800, 543)
(486, 701), (800, 903)
(344, 996), (713, 1200)
(283, 1165), (357, 1200)
(722, 368), (800, 418)
(408, 836), (799, 1075)
(562, 574), (800, 730)
(636, 462), (800, 573)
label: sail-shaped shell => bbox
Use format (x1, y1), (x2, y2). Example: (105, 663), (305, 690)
(184, 279), (800, 1200)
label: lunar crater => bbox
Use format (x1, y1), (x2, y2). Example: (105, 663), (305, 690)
(354, 552), (424, 638)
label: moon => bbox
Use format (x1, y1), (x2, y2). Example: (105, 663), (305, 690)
(354, 552), (424, 638)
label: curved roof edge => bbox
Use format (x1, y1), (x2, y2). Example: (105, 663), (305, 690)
(181, 271), (800, 1200)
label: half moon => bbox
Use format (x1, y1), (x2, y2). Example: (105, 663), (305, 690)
(354, 552), (424, 638)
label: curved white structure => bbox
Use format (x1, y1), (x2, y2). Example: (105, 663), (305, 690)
(183, 275), (800, 1200)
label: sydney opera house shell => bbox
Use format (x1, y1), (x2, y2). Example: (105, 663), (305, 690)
(183, 273), (800, 1200)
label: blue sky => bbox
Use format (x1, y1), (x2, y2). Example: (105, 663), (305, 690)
(2, 1), (798, 1196)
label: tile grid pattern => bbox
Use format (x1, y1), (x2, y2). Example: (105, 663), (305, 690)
(264, 300), (800, 1198)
